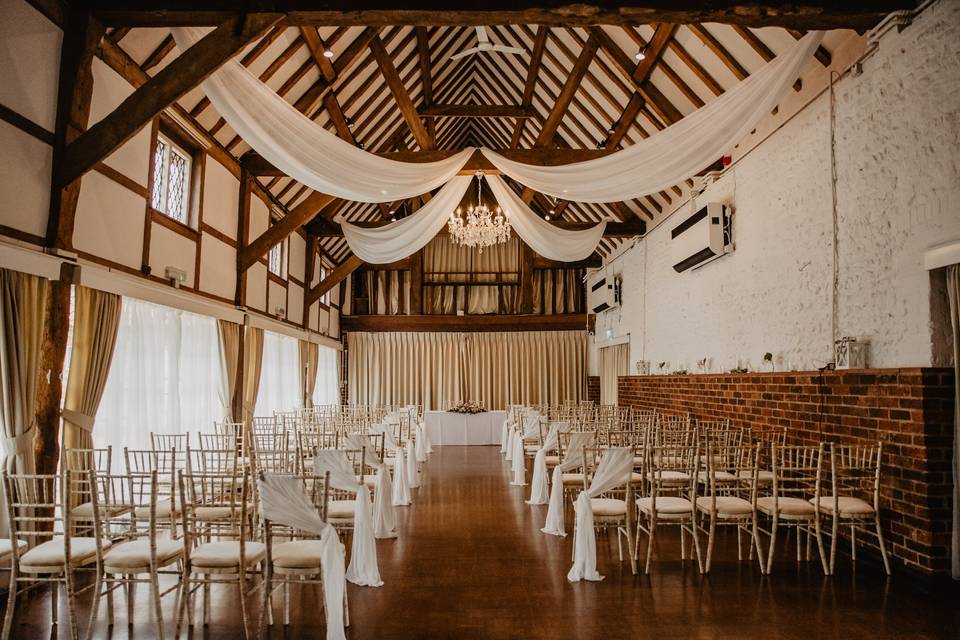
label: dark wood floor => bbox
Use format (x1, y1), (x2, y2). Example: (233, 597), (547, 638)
(5, 445), (959, 639)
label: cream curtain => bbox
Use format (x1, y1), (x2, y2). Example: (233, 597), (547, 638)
(348, 331), (585, 410)
(599, 343), (630, 405)
(62, 286), (122, 452)
(299, 340), (319, 409)
(0, 269), (48, 535)
(242, 326), (264, 425)
(946, 264), (959, 580)
(217, 319), (241, 421)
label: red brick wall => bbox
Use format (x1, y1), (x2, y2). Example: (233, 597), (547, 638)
(587, 376), (600, 405)
(618, 368), (955, 575)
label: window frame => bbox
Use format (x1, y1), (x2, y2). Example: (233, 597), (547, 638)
(268, 238), (288, 279)
(148, 119), (202, 229)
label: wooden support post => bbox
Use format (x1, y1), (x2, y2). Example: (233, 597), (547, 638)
(519, 242), (534, 314)
(235, 168), (252, 306)
(303, 234), (318, 327)
(231, 323), (246, 424)
(409, 250), (424, 315)
(33, 265), (78, 475)
(46, 12), (105, 250)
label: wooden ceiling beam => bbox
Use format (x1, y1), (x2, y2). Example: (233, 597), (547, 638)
(59, 13), (282, 187)
(534, 32), (599, 148)
(341, 313), (589, 333)
(239, 190), (336, 272)
(512, 25), (548, 148)
(305, 255), (363, 308)
(419, 104), (537, 119)
(94, 3), (909, 31)
(369, 34), (434, 150)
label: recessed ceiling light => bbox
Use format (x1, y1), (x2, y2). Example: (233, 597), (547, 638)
(635, 49), (647, 61)
(545, 214), (551, 221)
(323, 49), (334, 58)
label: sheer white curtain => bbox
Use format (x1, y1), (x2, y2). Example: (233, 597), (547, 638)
(255, 330), (301, 416)
(94, 298), (224, 459)
(313, 345), (340, 406)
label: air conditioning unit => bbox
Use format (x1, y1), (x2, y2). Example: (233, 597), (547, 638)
(670, 203), (731, 273)
(589, 273), (621, 313)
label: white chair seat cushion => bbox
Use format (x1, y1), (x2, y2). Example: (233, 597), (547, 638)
(636, 496), (693, 515)
(104, 539), (183, 570)
(696, 496), (753, 515)
(20, 536), (110, 568)
(648, 471), (691, 483)
(194, 506), (234, 521)
(271, 540), (324, 569)
(326, 499), (355, 519)
(135, 500), (179, 519)
(756, 496), (816, 517)
(811, 496), (875, 516)
(70, 502), (131, 519)
(590, 498), (627, 517)
(738, 469), (774, 482)
(0, 539), (28, 560)
(696, 470), (737, 483)
(190, 541), (266, 569)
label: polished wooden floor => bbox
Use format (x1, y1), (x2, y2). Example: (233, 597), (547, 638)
(5, 445), (959, 639)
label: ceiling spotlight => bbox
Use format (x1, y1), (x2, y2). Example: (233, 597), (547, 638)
(549, 208), (556, 215)
(357, 142), (365, 149)
(635, 48), (647, 61)
(545, 214), (551, 221)
(323, 49), (334, 58)
(345, 116), (355, 130)
(607, 126), (616, 135)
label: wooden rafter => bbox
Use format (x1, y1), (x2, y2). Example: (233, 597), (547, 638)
(369, 34), (433, 150)
(305, 255), (363, 307)
(59, 13), (282, 187)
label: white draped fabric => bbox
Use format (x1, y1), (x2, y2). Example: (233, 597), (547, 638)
(542, 431), (596, 536)
(170, 30), (473, 202)
(257, 474), (347, 640)
(510, 410), (542, 486)
(342, 433), (397, 539)
(406, 441), (420, 489)
(567, 447), (634, 582)
(486, 176), (606, 261)
(312, 451), (383, 587)
(527, 422), (569, 505)
(480, 32), (824, 202)
(370, 422), (411, 506)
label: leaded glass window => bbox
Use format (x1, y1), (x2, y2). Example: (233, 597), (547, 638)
(268, 243), (283, 277)
(151, 134), (192, 225)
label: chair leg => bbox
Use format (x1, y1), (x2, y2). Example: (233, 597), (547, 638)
(105, 573), (115, 626)
(126, 574), (135, 626)
(850, 524), (857, 564)
(151, 570), (165, 640)
(679, 523), (687, 560)
(283, 579), (290, 625)
(690, 519), (704, 574)
(829, 512), (838, 575)
(736, 525), (742, 562)
(51, 579), (59, 626)
(766, 516), (780, 575)
(238, 574), (250, 640)
(85, 571), (103, 640)
(259, 570), (271, 637)
(2, 571), (18, 640)
(65, 572), (79, 640)
(203, 577), (211, 626)
(174, 573), (190, 639)
(751, 513), (766, 574)
(875, 514), (892, 576)
(813, 516), (830, 574)
(644, 515), (657, 575)
(704, 515), (716, 574)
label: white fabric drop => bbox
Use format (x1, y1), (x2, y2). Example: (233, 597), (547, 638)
(527, 422), (568, 505)
(542, 431), (596, 536)
(342, 433), (397, 539)
(567, 447), (634, 582)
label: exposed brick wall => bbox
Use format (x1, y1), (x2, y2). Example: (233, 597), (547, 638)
(618, 367), (955, 575)
(587, 376), (600, 405)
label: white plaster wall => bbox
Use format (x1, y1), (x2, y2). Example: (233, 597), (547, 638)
(199, 235), (236, 301)
(249, 197), (269, 247)
(74, 171), (145, 270)
(202, 161), (239, 238)
(0, 121), (52, 237)
(288, 234), (306, 282)
(593, 1), (960, 372)
(287, 282), (304, 325)
(88, 58), (151, 188)
(0, 0), (61, 132)
(148, 223), (196, 285)
(247, 262), (267, 312)
(267, 280), (286, 317)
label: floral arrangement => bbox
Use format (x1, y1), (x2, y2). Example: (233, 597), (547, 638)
(449, 401), (486, 414)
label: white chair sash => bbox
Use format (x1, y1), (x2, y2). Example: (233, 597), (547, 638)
(567, 447), (634, 582)
(527, 422), (568, 505)
(406, 441), (420, 489)
(257, 474), (347, 640)
(370, 423), (411, 506)
(542, 431), (596, 536)
(313, 451), (383, 587)
(342, 434), (397, 539)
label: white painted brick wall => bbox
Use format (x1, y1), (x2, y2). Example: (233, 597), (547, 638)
(592, 0), (960, 375)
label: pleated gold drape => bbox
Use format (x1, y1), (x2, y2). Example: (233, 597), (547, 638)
(217, 319), (241, 421)
(299, 340), (319, 408)
(599, 343), (630, 405)
(62, 286), (122, 452)
(348, 330), (585, 410)
(241, 326), (264, 425)
(0, 269), (48, 535)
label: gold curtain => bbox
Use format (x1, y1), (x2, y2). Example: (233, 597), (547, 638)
(424, 237), (520, 315)
(0, 269), (49, 535)
(217, 319), (241, 421)
(241, 326), (264, 425)
(945, 264), (959, 579)
(348, 330), (585, 410)
(599, 343), (630, 405)
(62, 286), (122, 452)
(299, 340), (319, 408)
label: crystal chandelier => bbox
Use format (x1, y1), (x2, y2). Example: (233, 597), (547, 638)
(447, 172), (511, 253)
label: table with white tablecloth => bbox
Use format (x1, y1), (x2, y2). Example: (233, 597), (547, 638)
(424, 410), (506, 446)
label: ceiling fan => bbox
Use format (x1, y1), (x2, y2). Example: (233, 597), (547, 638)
(450, 26), (524, 60)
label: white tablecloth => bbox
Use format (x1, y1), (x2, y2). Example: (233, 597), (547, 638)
(424, 411), (506, 446)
